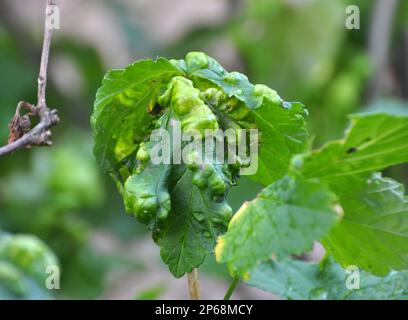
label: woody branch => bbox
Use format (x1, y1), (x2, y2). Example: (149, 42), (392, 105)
(0, 0), (59, 157)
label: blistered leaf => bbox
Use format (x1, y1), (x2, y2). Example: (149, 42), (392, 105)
(91, 58), (183, 181)
(179, 52), (309, 185)
(98, 66), (234, 277)
(92, 52), (309, 277)
(156, 164), (232, 277)
(172, 52), (260, 108)
(124, 163), (172, 230)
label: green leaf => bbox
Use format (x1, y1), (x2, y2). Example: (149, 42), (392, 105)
(91, 58), (183, 179)
(323, 173), (408, 275)
(251, 101), (308, 185)
(247, 257), (408, 300)
(295, 113), (408, 180)
(215, 175), (338, 277)
(291, 113), (408, 275)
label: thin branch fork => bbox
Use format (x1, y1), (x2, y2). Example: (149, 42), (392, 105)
(0, 0), (59, 157)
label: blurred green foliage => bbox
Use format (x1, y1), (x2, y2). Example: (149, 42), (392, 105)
(1, 0), (407, 299)
(0, 232), (58, 299)
(0, 134), (105, 297)
(0, 26), (35, 142)
(135, 285), (166, 300)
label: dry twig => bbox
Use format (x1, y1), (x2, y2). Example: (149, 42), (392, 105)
(0, 0), (59, 157)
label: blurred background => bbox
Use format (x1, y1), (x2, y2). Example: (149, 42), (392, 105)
(0, 0), (407, 299)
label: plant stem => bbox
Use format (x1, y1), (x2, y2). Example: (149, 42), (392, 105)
(223, 276), (239, 300)
(187, 268), (200, 300)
